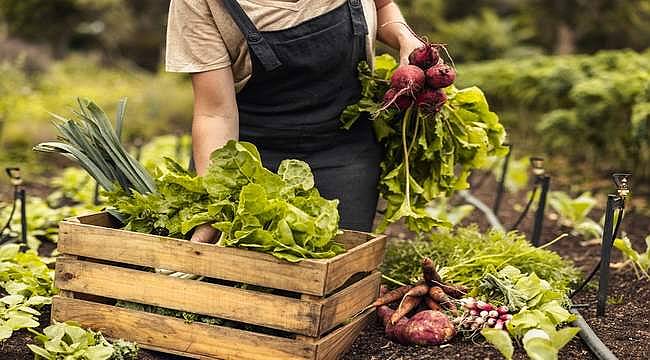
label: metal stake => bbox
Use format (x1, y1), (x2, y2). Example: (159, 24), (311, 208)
(18, 188), (27, 244)
(531, 175), (550, 247)
(492, 144), (512, 216)
(597, 195), (617, 317)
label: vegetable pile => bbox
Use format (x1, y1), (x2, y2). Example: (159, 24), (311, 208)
(379, 226), (583, 359)
(35, 99), (344, 262)
(371, 258), (465, 346)
(341, 46), (508, 232)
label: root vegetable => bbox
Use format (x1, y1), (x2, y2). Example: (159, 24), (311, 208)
(391, 295), (422, 325)
(403, 283), (430, 298)
(370, 284), (413, 307)
(488, 310), (499, 318)
(494, 319), (505, 330)
(422, 257), (440, 285)
(480, 310), (489, 318)
(500, 314), (513, 321)
(390, 65), (426, 93)
(474, 317), (485, 325)
(440, 283), (468, 299)
(415, 89), (447, 112)
(408, 44), (440, 70)
(476, 301), (495, 311)
(378, 305), (410, 344)
(425, 63), (456, 89)
(470, 309), (479, 316)
(486, 318), (496, 326)
(496, 306), (509, 315)
(461, 298), (477, 310)
(402, 310), (456, 346)
(429, 286), (458, 315)
(424, 297), (443, 311)
(383, 88), (413, 111)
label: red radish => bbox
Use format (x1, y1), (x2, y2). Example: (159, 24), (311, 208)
(390, 65), (426, 93)
(469, 309), (479, 316)
(383, 88), (413, 111)
(476, 301), (495, 311)
(494, 319), (505, 330)
(488, 310), (499, 318)
(461, 298), (477, 309)
(500, 313), (513, 321)
(487, 318), (497, 326)
(416, 88), (447, 112)
(426, 63), (456, 89)
(408, 44), (440, 70)
(496, 306), (509, 315)
(480, 310), (489, 318)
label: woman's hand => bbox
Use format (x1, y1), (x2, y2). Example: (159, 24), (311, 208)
(375, 1), (424, 65)
(191, 223), (219, 243)
(398, 34), (424, 65)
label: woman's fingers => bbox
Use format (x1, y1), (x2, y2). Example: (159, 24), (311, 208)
(191, 223), (218, 243)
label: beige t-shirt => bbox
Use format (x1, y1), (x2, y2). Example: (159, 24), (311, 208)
(165, 0), (377, 92)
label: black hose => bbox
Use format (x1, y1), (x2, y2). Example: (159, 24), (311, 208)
(508, 186), (538, 231)
(570, 308), (618, 360)
(569, 209), (624, 299)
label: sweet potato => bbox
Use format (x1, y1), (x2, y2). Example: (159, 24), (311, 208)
(424, 297), (443, 311)
(402, 310), (456, 346)
(440, 283), (468, 299)
(391, 295), (422, 325)
(378, 305), (410, 344)
(370, 284), (413, 307)
(429, 286), (459, 315)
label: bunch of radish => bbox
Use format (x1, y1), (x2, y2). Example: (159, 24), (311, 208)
(382, 43), (456, 113)
(453, 297), (512, 332)
(370, 258), (468, 346)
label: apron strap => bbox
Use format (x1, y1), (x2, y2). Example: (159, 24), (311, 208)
(221, 0), (283, 72)
(348, 0), (368, 36)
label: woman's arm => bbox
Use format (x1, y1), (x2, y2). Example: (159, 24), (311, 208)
(189, 67), (238, 242)
(374, 0), (423, 64)
(190, 68), (239, 176)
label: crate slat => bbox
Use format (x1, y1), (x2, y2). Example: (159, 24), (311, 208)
(323, 235), (387, 295)
(314, 307), (374, 360)
(52, 296), (315, 360)
(59, 220), (328, 296)
(55, 256), (323, 336)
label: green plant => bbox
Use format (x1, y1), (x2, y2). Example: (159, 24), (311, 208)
(382, 226), (581, 294)
(424, 198), (474, 227)
(613, 235), (650, 280)
(548, 191), (601, 239)
(28, 321), (138, 360)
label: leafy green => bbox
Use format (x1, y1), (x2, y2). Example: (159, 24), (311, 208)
(28, 322), (138, 360)
(382, 226), (581, 292)
(481, 328), (514, 360)
(341, 55), (508, 232)
(109, 140), (345, 262)
(548, 191), (601, 239)
(614, 235), (650, 280)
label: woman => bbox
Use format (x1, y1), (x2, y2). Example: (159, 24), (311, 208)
(166, 0), (422, 242)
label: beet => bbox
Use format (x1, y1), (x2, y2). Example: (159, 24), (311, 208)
(402, 310), (456, 346)
(408, 45), (440, 70)
(416, 89), (447, 112)
(390, 65), (426, 93)
(383, 88), (414, 111)
(425, 63), (456, 89)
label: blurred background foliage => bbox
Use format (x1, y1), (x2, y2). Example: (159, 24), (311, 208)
(0, 0), (649, 187)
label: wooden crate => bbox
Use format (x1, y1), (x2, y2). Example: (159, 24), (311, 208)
(52, 212), (387, 360)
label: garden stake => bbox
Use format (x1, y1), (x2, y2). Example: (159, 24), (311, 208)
(531, 175), (550, 247)
(492, 143), (512, 215)
(596, 173), (630, 317)
(2, 168), (27, 244)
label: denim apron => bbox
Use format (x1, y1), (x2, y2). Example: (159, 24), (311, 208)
(222, 0), (382, 231)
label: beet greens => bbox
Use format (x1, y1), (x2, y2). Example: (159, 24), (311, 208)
(340, 53), (508, 233)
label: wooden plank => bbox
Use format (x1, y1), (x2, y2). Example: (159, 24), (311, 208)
(323, 235), (387, 295)
(55, 257), (322, 336)
(315, 308), (374, 360)
(70, 212), (119, 228)
(52, 296), (316, 360)
(335, 231), (372, 250)
(58, 219), (329, 296)
(318, 271), (381, 335)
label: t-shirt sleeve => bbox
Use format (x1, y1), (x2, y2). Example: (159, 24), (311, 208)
(165, 0), (231, 73)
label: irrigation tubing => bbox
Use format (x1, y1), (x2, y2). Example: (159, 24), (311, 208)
(508, 186), (538, 231)
(570, 308), (619, 360)
(569, 209), (624, 299)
